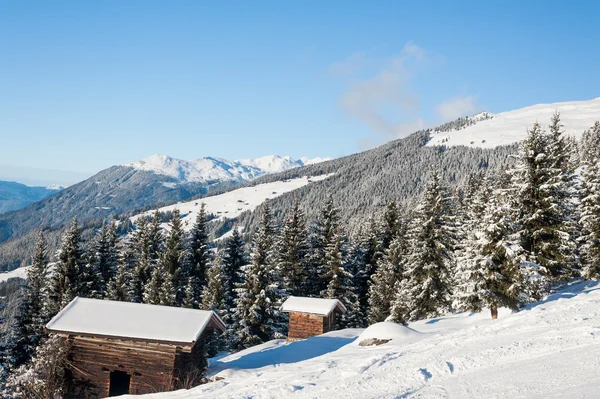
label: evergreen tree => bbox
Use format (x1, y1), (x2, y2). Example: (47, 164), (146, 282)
(455, 186), (528, 318)
(189, 204), (211, 291)
(580, 122), (600, 280)
(275, 200), (310, 296)
(354, 217), (381, 323)
(221, 229), (247, 312)
(396, 171), (457, 322)
(368, 234), (407, 324)
(143, 260), (175, 306)
(162, 209), (187, 291)
(129, 218), (152, 303)
(27, 231), (50, 333)
(232, 205), (282, 349)
(105, 261), (131, 302)
(308, 194), (341, 296)
(512, 118), (575, 282)
(94, 221), (119, 296)
(46, 218), (84, 316)
(201, 255), (226, 315)
(320, 228), (359, 328)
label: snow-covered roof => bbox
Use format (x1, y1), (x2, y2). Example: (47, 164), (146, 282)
(280, 296), (347, 316)
(46, 297), (225, 344)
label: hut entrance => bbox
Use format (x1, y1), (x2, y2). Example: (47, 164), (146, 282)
(108, 370), (131, 396)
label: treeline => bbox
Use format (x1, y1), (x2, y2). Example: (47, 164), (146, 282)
(3, 114), (600, 397)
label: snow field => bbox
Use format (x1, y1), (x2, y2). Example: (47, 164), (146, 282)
(131, 174), (334, 233)
(427, 97), (600, 148)
(126, 280), (600, 399)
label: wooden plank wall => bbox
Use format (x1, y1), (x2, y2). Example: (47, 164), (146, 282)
(287, 312), (325, 340)
(65, 334), (189, 398)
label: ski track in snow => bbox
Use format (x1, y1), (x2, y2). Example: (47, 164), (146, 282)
(427, 97), (600, 148)
(123, 281), (600, 399)
(130, 174), (334, 233)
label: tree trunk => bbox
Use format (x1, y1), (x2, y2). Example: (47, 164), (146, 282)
(490, 305), (498, 320)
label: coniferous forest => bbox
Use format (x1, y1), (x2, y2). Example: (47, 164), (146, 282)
(2, 115), (600, 397)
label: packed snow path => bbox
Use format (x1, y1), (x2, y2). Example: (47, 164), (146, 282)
(126, 281), (600, 398)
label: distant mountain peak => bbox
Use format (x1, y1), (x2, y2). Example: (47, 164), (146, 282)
(125, 154), (331, 185)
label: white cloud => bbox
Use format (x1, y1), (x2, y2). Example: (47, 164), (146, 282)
(336, 42), (429, 141)
(436, 96), (483, 121)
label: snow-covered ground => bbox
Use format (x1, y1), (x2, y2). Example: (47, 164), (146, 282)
(131, 174), (334, 232)
(126, 154), (331, 184)
(427, 97), (600, 148)
(127, 280), (600, 399)
(0, 266), (29, 282)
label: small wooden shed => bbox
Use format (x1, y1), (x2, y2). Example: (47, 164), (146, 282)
(280, 296), (347, 340)
(46, 297), (225, 398)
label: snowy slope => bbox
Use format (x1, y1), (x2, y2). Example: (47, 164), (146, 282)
(427, 97), (600, 148)
(0, 266), (29, 282)
(126, 154), (330, 185)
(127, 280), (600, 398)
(131, 174), (334, 232)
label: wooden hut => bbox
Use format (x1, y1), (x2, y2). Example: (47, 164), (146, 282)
(46, 297), (225, 398)
(280, 296), (347, 340)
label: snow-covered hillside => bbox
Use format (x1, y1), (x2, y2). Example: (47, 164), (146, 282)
(125, 154), (331, 185)
(427, 97), (600, 148)
(131, 174), (334, 232)
(128, 280), (600, 399)
(0, 266), (29, 282)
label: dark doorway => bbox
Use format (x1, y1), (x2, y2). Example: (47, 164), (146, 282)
(109, 370), (131, 397)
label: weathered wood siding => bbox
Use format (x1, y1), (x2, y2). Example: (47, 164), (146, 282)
(287, 312), (325, 340)
(63, 334), (197, 398)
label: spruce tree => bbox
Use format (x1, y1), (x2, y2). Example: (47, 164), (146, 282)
(28, 231), (50, 333)
(105, 260), (131, 302)
(580, 121), (600, 280)
(129, 218), (152, 303)
(308, 194), (341, 296)
(320, 228), (359, 328)
(201, 255), (226, 315)
(368, 234), (407, 324)
(455, 185), (528, 318)
(512, 117), (575, 282)
(396, 171), (457, 322)
(46, 218), (84, 316)
(162, 209), (187, 304)
(221, 229), (247, 312)
(275, 200), (310, 296)
(232, 205), (282, 348)
(143, 260), (175, 306)
(189, 204), (211, 290)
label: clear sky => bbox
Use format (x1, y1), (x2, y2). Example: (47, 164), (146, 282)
(2, 0), (600, 184)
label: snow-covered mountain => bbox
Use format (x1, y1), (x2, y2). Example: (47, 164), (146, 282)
(427, 97), (600, 148)
(126, 280), (600, 399)
(126, 154), (331, 185)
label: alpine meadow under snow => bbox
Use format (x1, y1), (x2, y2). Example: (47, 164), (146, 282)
(125, 281), (600, 399)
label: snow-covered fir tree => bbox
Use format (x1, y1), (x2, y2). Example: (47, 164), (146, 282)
(188, 203), (211, 306)
(93, 221), (119, 295)
(232, 204), (283, 349)
(320, 227), (360, 328)
(369, 233), (407, 324)
(512, 117), (576, 283)
(46, 218), (84, 316)
(143, 259), (175, 306)
(275, 200), (310, 296)
(394, 170), (457, 322)
(308, 194), (341, 296)
(579, 121), (600, 280)
(162, 208), (187, 304)
(221, 229), (247, 313)
(105, 260), (132, 302)
(455, 183), (528, 318)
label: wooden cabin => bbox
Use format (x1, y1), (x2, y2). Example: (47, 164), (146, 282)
(280, 296), (347, 340)
(46, 297), (225, 398)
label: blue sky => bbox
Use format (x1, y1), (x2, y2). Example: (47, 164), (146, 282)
(2, 1), (600, 184)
